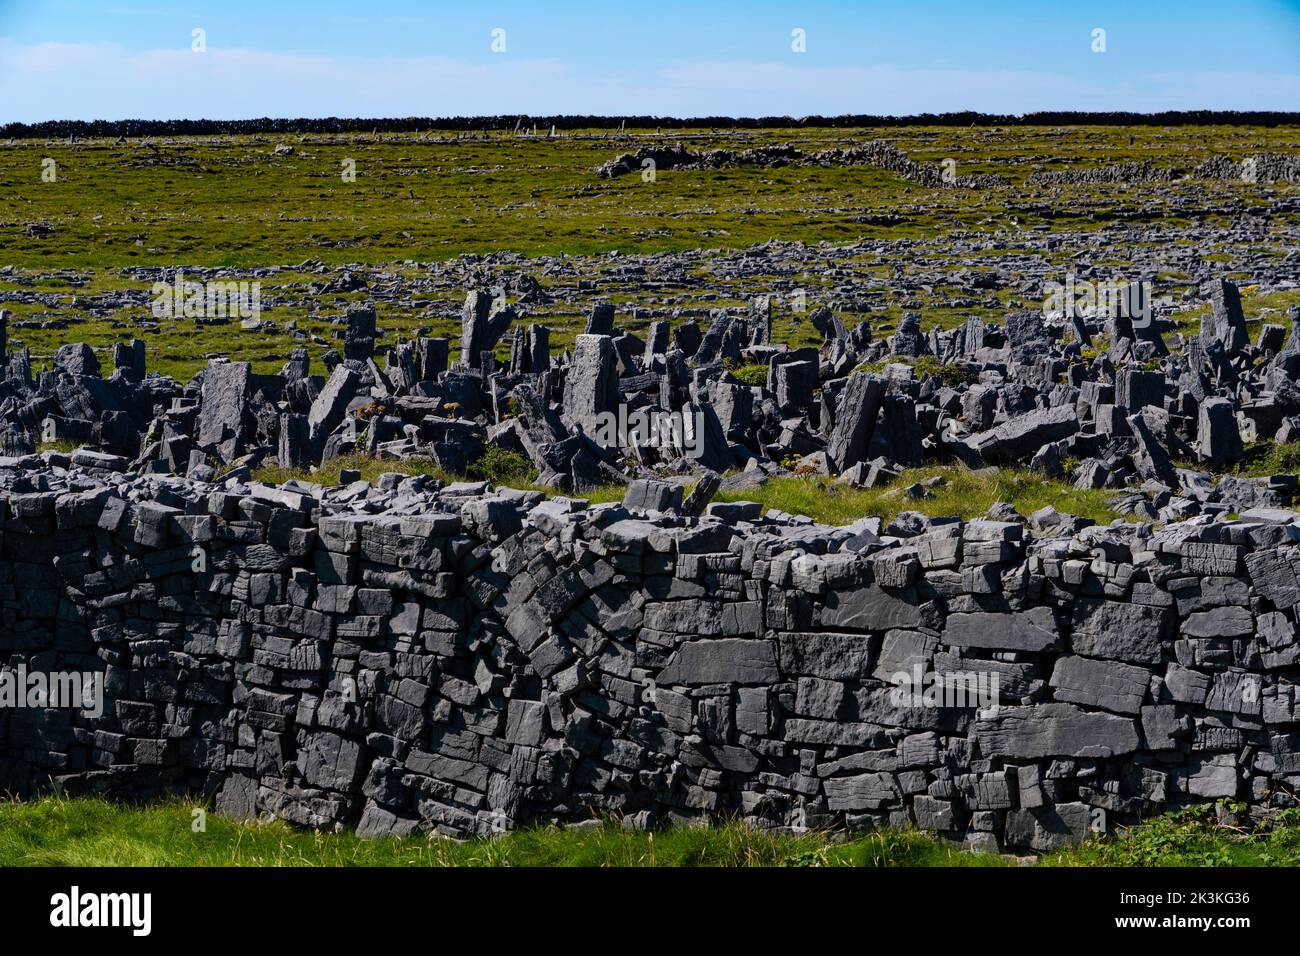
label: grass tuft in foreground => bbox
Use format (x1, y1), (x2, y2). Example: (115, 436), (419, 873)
(1040, 803), (1300, 867)
(0, 796), (1002, 868)
(3, 797), (1299, 867)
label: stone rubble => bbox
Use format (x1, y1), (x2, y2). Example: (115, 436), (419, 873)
(3, 273), (1298, 520)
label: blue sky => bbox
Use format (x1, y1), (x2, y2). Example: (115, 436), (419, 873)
(1, 0), (1298, 121)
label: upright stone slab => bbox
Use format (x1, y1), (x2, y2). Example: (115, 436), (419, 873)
(1196, 397), (1243, 467)
(1201, 278), (1249, 355)
(774, 360), (817, 414)
(1116, 368), (1165, 413)
(281, 347), (310, 381)
(308, 365), (360, 453)
(415, 338), (449, 380)
(673, 321), (702, 358)
(693, 312), (743, 366)
(196, 360), (253, 463)
(562, 334), (619, 439)
(460, 289), (512, 371)
(54, 342), (100, 377)
(343, 303), (377, 361)
(585, 301), (616, 336)
(891, 312), (928, 357)
(526, 325), (550, 373)
(643, 321), (670, 363)
(279, 413), (310, 469)
(827, 372), (884, 472)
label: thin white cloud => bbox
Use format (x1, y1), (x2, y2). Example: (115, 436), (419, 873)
(0, 39), (1296, 121)
(656, 61), (1300, 114)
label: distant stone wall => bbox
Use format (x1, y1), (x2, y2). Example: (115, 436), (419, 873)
(4, 110), (1298, 139)
(2, 469), (1298, 851)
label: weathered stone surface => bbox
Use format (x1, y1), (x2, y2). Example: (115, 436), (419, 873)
(944, 608), (1059, 652)
(823, 772), (900, 811)
(562, 334), (619, 438)
(1196, 397), (1243, 466)
(1070, 599), (1171, 664)
(1245, 549), (1300, 609)
(1204, 278), (1249, 355)
(975, 704), (1142, 759)
(197, 360), (252, 461)
(1182, 605), (1253, 638)
(657, 639), (780, 685)
(1049, 656), (1150, 715)
(0, 428), (1296, 847)
(777, 632), (876, 680)
(309, 365), (360, 451)
(819, 585), (932, 631)
(965, 405), (1078, 464)
(826, 372), (884, 472)
(1004, 803), (1093, 851)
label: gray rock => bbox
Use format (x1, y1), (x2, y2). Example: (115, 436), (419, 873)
(826, 372), (884, 472)
(562, 334), (619, 439)
(944, 608), (1059, 652)
(658, 639), (780, 685)
(976, 703), (1142, 759)
(1070, 599), (1171, 664)
(1049, 656), (1150, 715)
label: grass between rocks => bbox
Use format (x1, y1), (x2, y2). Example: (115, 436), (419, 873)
(1, 126), (1294, 380)
(0, 797), (1293, 867)
(251, 454), (1126, 526)
(710, 469), (1124, 526)
(8, 125), (1285, 273)
(1039, 804), (1300, 867)
(1225, 440), (1300, 477)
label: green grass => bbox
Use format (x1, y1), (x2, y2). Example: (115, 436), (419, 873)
(1224, 440), (1300, 477)
(465, 447), (539, 484)
(727, 362), (770, 387)
(250, 452), (1125, 525)
(257, 447), (538, 489)
(0, 796), (1004, 867)
(855, 355), (979, 388)
(2, 796), (1296, 866)
(251, 452), (444, 486)
(712, 467), (1124, 525)
(1042, 804), (1300, 867)
(1, 125), (1295, 379)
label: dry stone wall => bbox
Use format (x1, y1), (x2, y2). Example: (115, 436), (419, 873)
(5, 111), (1298, 139)
(2, 464), (1299, 851)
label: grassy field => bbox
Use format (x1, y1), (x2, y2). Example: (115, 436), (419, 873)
(1, 124), (1296, 379)
(6, 124), (1300, 521)
(0, 796), (1293, 867)
(251, 451), (1128, 525)
(255, 440), (1300, 527)
(5, 125), (1288, 270)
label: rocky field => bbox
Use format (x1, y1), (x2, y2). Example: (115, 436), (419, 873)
(0, 120), (1299, 855)
(0, 122), (1298, 515)
(1, 124), (1296, 375)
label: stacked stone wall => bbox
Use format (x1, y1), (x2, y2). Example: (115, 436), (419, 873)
(2, 471), (1297, 850)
